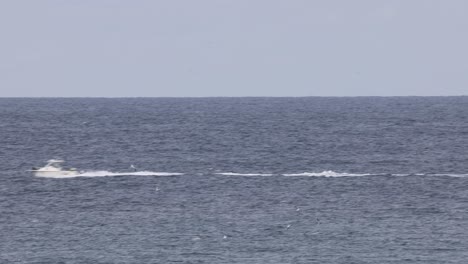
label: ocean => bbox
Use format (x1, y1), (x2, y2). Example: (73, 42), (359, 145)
(1, 97), (468, 263)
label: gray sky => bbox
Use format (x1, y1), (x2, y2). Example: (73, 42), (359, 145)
(1, 0), (467, 97)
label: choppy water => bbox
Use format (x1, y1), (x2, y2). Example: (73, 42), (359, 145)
(1, 97), (468, 263)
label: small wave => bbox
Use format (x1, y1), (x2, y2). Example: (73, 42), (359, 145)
(282, 171), (371, 177)
(215, 172), (273, 176)
(36, 170), (184, 178)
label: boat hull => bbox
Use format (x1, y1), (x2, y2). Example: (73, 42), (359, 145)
(33, 170), (80, 177)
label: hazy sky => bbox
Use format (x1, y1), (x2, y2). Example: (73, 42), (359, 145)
(1, 1), (467, 97)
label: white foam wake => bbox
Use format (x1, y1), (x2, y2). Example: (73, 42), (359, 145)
(391, 173), (426, 177)
(33, 170), (468, 179)
(430, 173), (468, 178)
(283, 172), (468, 178)
(36, 170), (184, 178)
(282, 171), (371, 177)
(215, 172), (273, 176)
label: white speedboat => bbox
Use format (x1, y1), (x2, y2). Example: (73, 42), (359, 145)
(30, 159), (80, 177)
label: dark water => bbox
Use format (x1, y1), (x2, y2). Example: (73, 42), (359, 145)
(1, 97), (468, 263)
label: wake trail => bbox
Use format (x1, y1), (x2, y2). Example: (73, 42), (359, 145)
(33, 170), (468, 179)
(36, 170), (184, 178)
(215, 172), (274, 176)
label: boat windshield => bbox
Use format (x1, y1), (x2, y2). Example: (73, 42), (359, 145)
(45, 159), (64, 168)
(48, 163), (62, 168)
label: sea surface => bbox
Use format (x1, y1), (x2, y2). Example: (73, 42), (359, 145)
(1, 97), (468, 263)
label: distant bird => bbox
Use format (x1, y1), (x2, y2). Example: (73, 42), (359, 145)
(130, 164), (137, 171)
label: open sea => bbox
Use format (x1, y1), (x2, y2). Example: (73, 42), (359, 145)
(1, 97), (468, 263)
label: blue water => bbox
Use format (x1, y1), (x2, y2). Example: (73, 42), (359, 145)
(1, 97), (468, 263)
